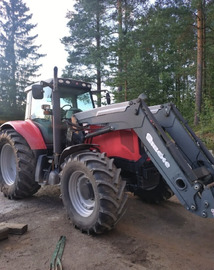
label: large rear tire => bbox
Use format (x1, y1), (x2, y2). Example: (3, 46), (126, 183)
(0, 129), (40, 199)
(60, 151), (128, 234)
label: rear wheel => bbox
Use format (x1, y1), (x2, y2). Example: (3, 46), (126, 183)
(60, 151), (127, 234)
(0, 129), (40, 199)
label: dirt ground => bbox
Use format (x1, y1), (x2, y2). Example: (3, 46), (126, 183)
(0, 186), (213, 270)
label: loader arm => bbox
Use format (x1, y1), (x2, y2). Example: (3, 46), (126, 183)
(75, 95), (214, 219)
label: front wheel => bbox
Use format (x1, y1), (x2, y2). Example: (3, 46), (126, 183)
(60, 151), (128, 234)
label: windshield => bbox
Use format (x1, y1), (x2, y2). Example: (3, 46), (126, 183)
(60, 88), (93, 112)
(31, 86), (94, 120)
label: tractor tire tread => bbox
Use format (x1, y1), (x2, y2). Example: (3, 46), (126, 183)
(61, 150), (127, 234)
(0, 129), (40, 199)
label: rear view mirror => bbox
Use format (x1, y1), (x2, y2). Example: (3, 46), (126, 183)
(32, 85), (44, 99)
(41, 104), (52, 115)
(106, 92), (111, 105)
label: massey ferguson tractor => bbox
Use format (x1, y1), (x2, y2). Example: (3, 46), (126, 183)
(1, 67), (214, 234)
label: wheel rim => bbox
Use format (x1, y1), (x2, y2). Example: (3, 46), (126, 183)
(0, 143), (17, 185)
(68, 171), (95, 217)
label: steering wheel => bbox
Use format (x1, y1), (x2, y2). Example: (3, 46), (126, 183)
(61, 104), (82, 119)
(61, 104), (72, 119)
(61, 104), (72, 110)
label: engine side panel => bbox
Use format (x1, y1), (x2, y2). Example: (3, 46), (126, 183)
(87, 128), (141, 161)
(1, 120), (47, 150)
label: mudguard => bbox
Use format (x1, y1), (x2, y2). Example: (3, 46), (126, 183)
(1, 120), (47, 150)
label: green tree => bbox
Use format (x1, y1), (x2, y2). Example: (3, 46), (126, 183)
(144, 0), (196, 109)
(194, 0), (204, 125)
(113, 0), (196, 114)
(205, 0), (214, 104)
(62, 0), (110, 107)
(61, 0), (214, 127)
(193, 0), (214, 128)
(0, 0), (44, 118)
(108, 0), (150, 101)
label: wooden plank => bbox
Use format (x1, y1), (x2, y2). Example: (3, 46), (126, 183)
(0, 223), (28, 235)
(0, 227), (9, 241)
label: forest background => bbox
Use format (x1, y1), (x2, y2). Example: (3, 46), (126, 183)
(0, 0), (214, 146)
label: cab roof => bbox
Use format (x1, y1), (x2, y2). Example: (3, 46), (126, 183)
(25, 78), (91, 93)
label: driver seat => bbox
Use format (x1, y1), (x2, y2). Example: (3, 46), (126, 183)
(33, 118), (53, 146)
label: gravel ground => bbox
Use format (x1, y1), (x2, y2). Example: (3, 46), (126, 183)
(0, 186), (213, 270)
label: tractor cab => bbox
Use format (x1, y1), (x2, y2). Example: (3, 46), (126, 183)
(25, 78), (94, 146)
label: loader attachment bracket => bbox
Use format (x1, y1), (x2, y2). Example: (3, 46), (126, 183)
(135, 98), (214, 218)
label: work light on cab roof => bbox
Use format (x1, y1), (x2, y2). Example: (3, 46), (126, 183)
(57, 78), (91, 90)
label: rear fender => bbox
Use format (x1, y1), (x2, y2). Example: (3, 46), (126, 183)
(1, 120), (47, 150)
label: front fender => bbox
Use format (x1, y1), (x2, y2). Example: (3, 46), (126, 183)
(59, 144), (99, 166)
(1, 120), (47, 150)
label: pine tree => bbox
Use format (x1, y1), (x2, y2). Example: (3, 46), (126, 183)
(194, 0), (204, 125)
(205, 0), (214, 103)
(144, 0), (196, 109)
(62, 0), (110, 107)
(193, 0), (214, 126)
(0, 0), (44, 118)
(112, 0), (196, 110)
(61, 0), (214, 124)
(109, 0), (150, 101)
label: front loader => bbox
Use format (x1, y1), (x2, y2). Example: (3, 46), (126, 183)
(1, 67), (214, 234)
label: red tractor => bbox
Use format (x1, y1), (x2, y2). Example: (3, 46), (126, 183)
(1, 67), (214, 234)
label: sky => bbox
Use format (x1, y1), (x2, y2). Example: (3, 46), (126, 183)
(27, 0), (75, 80)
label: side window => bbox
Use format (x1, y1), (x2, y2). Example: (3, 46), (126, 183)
(31, 87), (52, 120)
(77, 92), (93, 111)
